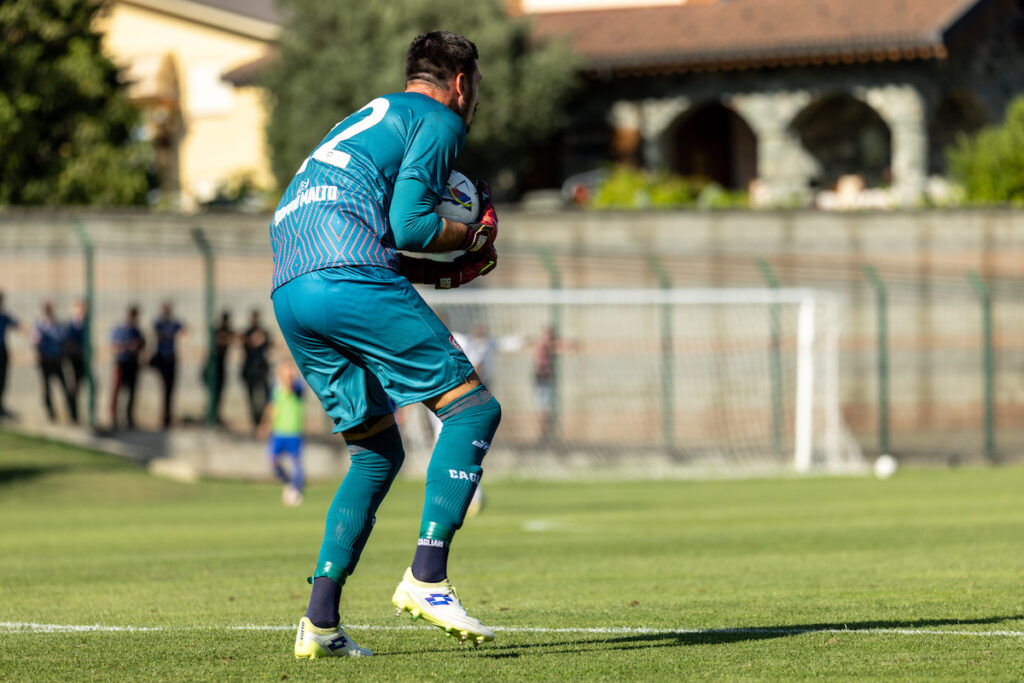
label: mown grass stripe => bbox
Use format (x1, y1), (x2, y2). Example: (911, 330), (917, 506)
(3, 622), (1023, 638)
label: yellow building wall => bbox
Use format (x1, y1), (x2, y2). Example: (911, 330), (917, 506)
(98, 3), (276, 210)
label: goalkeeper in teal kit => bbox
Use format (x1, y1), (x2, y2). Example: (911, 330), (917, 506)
(270, 32), (501, 658)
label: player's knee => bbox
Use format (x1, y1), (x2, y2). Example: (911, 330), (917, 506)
(344, 421), (405, 477)
(341, 413), (396, 441)
(481, 392), (501, 431)
(437, 386), (501, 442)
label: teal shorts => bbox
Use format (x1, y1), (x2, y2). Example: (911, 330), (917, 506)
(272, 266), (474, 433)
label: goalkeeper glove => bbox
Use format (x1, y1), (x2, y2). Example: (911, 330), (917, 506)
(400, 247), (498, 289)
(458, 180), (498, 253)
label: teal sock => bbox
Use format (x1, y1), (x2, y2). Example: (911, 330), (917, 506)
(413, 387), (500, 580)
(314, 423), (404, 583)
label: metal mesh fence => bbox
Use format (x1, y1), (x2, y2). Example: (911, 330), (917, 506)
(2, 210), (1023, 474)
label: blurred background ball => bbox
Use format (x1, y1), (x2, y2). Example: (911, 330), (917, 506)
(873, 454), (898, 479)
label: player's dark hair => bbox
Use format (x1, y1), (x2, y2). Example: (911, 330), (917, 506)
(405, 31), (478, 90)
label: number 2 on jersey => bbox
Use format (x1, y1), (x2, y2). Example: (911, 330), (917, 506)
(298, 98), (390, 174)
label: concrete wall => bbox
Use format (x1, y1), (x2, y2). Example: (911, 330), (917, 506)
(2, 208), (1024, 466)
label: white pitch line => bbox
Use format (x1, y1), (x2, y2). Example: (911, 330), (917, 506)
(2, 622), (1023, 639)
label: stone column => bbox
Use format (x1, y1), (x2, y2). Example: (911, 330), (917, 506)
(860, 84), (928, 206)
(731, 91), (816, 207)
(635, 96), (691, 170)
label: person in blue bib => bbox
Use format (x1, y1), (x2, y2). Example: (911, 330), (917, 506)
(258, 359), (306, 506)
(273, 31), (501, 659)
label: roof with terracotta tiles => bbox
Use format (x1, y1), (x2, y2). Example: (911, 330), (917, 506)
(530, 0), (988, 73)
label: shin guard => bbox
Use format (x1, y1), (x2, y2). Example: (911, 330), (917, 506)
(313, 423), (404, 583)
(418, 387), (501, 548)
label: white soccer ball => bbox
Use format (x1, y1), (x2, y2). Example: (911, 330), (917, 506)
(873, 454), (898, 479)
(436, 170), (480, 224)
(415, 170), (479, 263)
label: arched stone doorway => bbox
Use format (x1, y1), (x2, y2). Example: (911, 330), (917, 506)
(792, 94), (891, 189)
(670, 103), (757, 190)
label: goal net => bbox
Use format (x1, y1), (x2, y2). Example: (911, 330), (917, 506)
(400, 288), (865, 479)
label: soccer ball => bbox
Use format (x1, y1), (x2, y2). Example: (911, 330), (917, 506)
(873, 454), (898, 479)
(436, 170), (480, 223)
(417, 170), (480, 263)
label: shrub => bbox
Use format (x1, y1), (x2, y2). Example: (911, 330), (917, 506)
(592, 165), (746, 210)
(947, 96), (1024, 205)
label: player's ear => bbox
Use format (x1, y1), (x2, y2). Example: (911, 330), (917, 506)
(453, 72), (468, 100)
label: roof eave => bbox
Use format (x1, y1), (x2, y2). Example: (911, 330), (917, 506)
(580, 40), (949, 77)
(119, 0), (280, 41)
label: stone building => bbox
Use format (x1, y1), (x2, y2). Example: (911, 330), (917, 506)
(100, 0), (1024, 207)
(531, 0), (1024, 206)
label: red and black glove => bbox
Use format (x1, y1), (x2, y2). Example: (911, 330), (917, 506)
(458, 180), (498, 253)
(399, 247), (497, 289)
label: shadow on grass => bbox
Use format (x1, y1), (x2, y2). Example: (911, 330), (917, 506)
(0, 464), (70, 487)
(385, 614), (1024, 659)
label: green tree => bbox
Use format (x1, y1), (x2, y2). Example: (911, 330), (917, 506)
(263, 0), (579, 194)
(0, 0), (152, 205)
(947, 96), (1024, 204)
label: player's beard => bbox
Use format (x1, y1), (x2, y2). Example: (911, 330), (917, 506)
(460, 97), (478, 133)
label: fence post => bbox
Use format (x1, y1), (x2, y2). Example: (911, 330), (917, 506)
(646, 252), (674, 453)
(968, 271), (996, 462)
(191, 228), (217, 426)
(72, 221), (96, 430)
(863, 264), (890, 456)
(538, 247), (562, 443)
(756, 259), (784, 456)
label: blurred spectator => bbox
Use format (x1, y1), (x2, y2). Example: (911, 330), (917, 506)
(241, 308), (272, 430)
(110, 305), (145, 430)
(207, 310), (233, 425)
(461, 323), (497, 385)
(427, 322), (495, 518)
(151, 301), (186, 429)
(33, 301), (77, 424)
(533, 325), (575, 445)
(63, 299), (87, 421)
(0, 290), (21, 418)
(427, 322), (496, 441)
(258, 359), (305, 506)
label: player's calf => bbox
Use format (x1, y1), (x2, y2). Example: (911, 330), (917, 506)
(413, 386), (500, 583)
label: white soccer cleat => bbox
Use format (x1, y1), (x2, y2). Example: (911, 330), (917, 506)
(391, 567), (495, 646)
(294, 616), (372, 658)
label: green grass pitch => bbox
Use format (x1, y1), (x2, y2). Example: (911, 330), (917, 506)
(1, 429), (1023, 681)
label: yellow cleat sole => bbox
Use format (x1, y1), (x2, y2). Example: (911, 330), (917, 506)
(393, 595), (494, 645)
(294, 645), (327, 659)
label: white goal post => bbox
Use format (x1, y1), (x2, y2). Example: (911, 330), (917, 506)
(406, 287), (864, 478)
